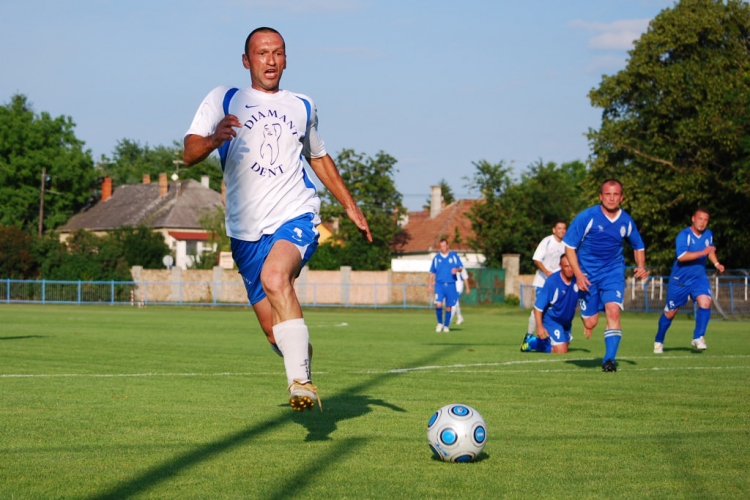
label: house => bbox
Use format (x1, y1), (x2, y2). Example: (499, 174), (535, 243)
(391, 185), (486, 272)
(57, 173), (224, 270)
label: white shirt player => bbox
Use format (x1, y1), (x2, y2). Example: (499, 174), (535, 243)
(456, 268), (469, 294)
(185, 85), (326, 242)
(531, 234), (566, 287)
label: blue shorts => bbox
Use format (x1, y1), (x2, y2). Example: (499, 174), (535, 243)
(230, 213), (319, 305)
(542, 317), (572, 345)
(578, 273), (624, 318)
(434, 282), (459, 307)
(664, 276), (712, 312)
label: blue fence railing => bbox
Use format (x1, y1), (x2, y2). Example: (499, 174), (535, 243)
(520, 275), (750, 315)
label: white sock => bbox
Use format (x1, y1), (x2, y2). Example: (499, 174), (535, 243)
(527, 311), (535, 335)
(273, 318), (311, 386)
(453, 302), (461, 322)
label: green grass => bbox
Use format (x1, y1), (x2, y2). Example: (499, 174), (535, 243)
(1, 304), (748, 499)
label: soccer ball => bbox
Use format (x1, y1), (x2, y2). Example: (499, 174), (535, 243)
(427, 404), (487, 462)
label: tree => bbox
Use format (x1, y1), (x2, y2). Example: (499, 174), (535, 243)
(100, 139), (223, 191)
(0, 226), (36, 278)
(587, 0), (750, 270)
(466, 159), (587, 273)
(309, 149), (406, 270)
(0, 94), (97, 233)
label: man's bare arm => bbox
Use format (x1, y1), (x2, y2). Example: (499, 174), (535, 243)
(183, 115), (241, 166)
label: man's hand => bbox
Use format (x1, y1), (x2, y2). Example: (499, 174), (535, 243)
(536, 327), (549, 340)
(576, 271), (590, 292)
(345, 204), (372, 242)
(184, 114), (241, 166)
(633, 267), (649, 280)
(210, 114), (241, 147)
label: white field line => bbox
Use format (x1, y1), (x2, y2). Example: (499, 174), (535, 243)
(2, 355), (748, 378)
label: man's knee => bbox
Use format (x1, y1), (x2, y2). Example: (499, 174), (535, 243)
(261, 268), (293, 297)
(696, 295), (712, 309)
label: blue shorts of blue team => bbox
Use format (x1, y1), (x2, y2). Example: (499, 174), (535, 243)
(230, 213), (319, 306)
(664, 276), (712, 312)
(542, 317), (572, 345)
(434, 282), (459, 307)
(578, 272), (625, 318)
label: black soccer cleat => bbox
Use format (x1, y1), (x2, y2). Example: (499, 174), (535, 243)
(602, 360), (617, 372)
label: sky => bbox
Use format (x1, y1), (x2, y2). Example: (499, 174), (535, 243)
(1, 0), (675, 210)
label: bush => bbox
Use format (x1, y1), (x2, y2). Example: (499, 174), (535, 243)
(505, 294), (520, 306)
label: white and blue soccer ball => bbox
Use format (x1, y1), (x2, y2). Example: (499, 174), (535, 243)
(427, 404), (487, 462)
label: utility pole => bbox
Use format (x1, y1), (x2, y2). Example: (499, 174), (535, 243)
(38, 167), (46, 237)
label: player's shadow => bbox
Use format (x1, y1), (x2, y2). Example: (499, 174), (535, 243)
(289, 393), (406, 442)
(566, 347), (591, 353)
(89, 346), (457, 500)
(664, 347), (696, 353)
(564, 358), (636, 369)
(0, 335), (47, 340)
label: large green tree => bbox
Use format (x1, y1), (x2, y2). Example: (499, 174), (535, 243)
(0, 94), (97, 233)
(466, 159), (587, 272)
(309, 149), (406, 270)
(587, 0), (750, 270)
(100, 139), (223, 191)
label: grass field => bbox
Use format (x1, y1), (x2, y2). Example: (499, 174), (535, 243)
(1, 304), (749, 499)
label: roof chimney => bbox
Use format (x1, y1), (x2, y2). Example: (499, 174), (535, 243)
(201, 175), (210, 188)
(430, 185), (442, 219)
(101, 177), (112, 202)
(142, 174), (151, 184)
(159, 173), (168, 198)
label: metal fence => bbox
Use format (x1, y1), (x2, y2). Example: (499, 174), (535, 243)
(520, 274), (750, 316)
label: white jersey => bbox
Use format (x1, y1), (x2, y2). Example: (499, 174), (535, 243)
(531, 234), (566, 287)
(185, 85), (326, 241)
(456, 268), (469, 294)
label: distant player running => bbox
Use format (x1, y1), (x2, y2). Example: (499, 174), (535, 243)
(429, 238), (464, 332)
(654, 208), (724, 353)
(525, 221), (567, 338)
(183, 27), (371, 411)
(521, 254), (578, 353)
(563, 179), (648, 372)
(450, 268), (470, 326)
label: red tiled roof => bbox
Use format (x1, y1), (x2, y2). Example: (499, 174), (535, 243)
(168, 231), (209, 241)
(398, 199), (477, 253)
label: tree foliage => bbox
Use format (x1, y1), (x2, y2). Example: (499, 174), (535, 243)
(309, 149), (406, 270)
(423, 178), (456, 210)
(99, 139), (224, 191)
(587, 0), (750, 270)
(0, 94), (97, 233)
(466, 159), (587, 273)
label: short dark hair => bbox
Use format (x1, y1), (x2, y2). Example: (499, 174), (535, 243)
(553, 220), (567, 228)
(438, 238), (449, 245)
(693, 207), (710, 217)
(600, 178), (623, 194)
(245, 27), (284, 57)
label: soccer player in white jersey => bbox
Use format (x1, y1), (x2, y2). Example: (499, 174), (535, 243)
(183, 27), (371, 411)
(428, 239), (464, 332)
(654, 208), (724, 353)
(563, 179), (648, 372)
(525, 221), (567, 338)
(451, 268), (470, 326)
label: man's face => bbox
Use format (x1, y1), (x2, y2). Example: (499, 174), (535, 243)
(599, 182), (623, 213)
(439, 240), (449, 254)
(552, 222), (567, 241)
(243, 31), (286, 93)
(559, 256), (574, 280)
(691, 211), (709, 234)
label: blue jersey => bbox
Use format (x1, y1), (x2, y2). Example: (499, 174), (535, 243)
(670, 227), (714, 284)
(534, 270), (578, 328)
(563, 205), (645, 280)
(430, 252), (463, 284)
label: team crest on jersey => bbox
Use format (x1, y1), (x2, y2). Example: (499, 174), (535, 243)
(620, 226), (626, 237)
(573, 284), (579, 292)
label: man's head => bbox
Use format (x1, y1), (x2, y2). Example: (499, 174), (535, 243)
(559, 254), (574, 280)
(552, 220), (567, 241)
(243, 27), (286, 94)
(599, 179), (624, 214)
(438, 238), (449, 254)
(691, 207), (710, 234)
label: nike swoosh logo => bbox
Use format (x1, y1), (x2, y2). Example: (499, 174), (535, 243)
(245, 105), (259, 109)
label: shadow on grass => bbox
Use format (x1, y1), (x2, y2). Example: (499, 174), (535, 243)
(564, 358), (637, 369)
(0, 335), (47, 340)
(429, 451), (490, 464)
(89, 346), (457, 500)
(663, 347), (698, 353)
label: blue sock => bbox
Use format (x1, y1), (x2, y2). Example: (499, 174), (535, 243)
(435, 307), (442, 324)
(655, 313), (672, 343)
(694, 307), (711, 339)
(542, 337), (552, 353)
(603, 329), (622, 362)
(444, 310), (452, 326)
(527, 335), (541, 351)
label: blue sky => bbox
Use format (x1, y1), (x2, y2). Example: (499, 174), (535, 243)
(1, 0), (674, 210)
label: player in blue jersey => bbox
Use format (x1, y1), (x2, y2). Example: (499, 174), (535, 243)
(654, 208), (724, 353)
(184, 27), (371, 411)
(428, 238), (464, 332)
(563, 179), (648, 372)
(521, 255), (578, 353)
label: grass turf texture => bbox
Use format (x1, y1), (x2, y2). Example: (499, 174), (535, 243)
(1, 304), (748, 499)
